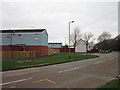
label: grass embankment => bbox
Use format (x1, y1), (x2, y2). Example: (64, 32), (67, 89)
(97, 79), (119, 89)
(49, 52), (87, 56)
(2, 54), (98, 71)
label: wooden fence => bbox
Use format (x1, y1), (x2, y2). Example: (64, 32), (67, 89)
(1, 51), (40, 59)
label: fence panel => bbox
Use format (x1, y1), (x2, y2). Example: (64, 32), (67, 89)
(2, 51), (40, 59)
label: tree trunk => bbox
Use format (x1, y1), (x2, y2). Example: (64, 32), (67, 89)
(86, 41), (88, 54)
(74, 44), (76, 55)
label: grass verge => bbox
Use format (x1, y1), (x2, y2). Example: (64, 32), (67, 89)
(49, 52), (87, 56)
(2, 54), (98, 71)
(96, 79), (119, 89)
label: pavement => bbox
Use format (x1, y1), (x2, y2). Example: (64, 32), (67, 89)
(1, 52), (118, 89)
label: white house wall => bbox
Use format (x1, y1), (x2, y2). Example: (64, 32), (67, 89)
(75, 40), (86, 52)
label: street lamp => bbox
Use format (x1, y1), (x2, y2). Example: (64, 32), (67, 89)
(69, 21), (74, 59)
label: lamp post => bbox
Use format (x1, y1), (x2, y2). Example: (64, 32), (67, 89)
(65, 37), (67, 53)
(69, 21), (74, 59)
(8, 30), (12, 51)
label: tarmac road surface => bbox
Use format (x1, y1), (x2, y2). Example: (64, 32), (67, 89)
(1, 52), (118, 89)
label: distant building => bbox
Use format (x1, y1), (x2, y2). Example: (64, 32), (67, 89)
(48, 43), (62, 53)
(75, 39), (95, 52)
(75, 39), (86, 52)
(114, 34), (120, 40)
(48, 43), (62, 49)
(0, 29), (48, 56)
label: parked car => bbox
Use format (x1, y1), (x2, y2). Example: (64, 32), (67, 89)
(107, 49), (112, 52)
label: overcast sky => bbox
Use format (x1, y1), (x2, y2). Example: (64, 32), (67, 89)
(1, 0), (118, 45)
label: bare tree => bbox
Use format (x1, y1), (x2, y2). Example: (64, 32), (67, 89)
(95, 34), (119, 51)
(70, 27), (82, 50)
(88, 38), (95, 50)
(96, 31), (112, 50)
(82, 32), (93, 52)
(98, 31), (111, 42)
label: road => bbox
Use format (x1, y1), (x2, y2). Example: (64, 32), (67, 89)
(1, 52), (118, 89)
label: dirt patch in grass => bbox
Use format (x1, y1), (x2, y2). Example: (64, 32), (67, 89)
(16, 60), (45, 63)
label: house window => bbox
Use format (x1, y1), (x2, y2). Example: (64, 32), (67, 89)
(34, 34), (39, 40)
(18, 34), (21, 37)
(35, 34), (39, 36)
(6, 34), (10, 38)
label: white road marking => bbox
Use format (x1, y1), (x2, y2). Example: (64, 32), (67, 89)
(64, 63), (70, 64)
(64, 67), (80, 72)
(0, 78), (32, 86)
(94, 62), (102, 64)
(58, 65), (87, 73)
(108, 78), (117, 81)
(94, 57), (117, 65)
(94, 61), (105, 64)
(64, 69), (71, 72)
(94, 58), (115, 64)
(109, 57), (117, 61)
(58, 71), (63, 73)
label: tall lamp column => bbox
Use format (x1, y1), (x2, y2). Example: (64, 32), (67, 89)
(69, 21), (74, 59)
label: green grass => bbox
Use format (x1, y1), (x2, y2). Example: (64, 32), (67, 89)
(96, 79), (119, 89)
(41, 55), (97, 63)
(99, 50), (110, 54)
(2, 54), (98, 71)
(49, 52), (88, 56)
(2, 61), (44, 70)
(0, 62), (2, 71)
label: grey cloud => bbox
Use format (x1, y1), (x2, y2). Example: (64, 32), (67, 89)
(1, 1), (118, 44)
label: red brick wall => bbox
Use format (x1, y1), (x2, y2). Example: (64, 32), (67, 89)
(25, 45), (48, 56)
(1, 45), (25, 51)
(0, 45), (9, 51)
(50, 48), (60, 49)
(49, 48), (75, 53)
(87, 49), (99, 53)
(60, 48), (75, 53)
